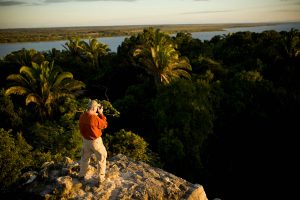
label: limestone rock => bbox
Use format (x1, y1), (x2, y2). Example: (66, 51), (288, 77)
(20, 154), (208, 200)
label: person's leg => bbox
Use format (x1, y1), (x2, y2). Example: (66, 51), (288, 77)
(79, 139), (92, 178)
(92, 137), (107, 182)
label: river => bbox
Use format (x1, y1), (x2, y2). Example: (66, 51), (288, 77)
(0, 22), (299, 58)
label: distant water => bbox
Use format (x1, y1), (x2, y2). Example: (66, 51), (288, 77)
(191, 22), (300, 41)
(224, 22), (300, 33)
(0, 23), (299, 58)
(0, 36), (127, 58)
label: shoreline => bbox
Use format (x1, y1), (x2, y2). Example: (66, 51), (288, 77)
(0, 22), (288, 43)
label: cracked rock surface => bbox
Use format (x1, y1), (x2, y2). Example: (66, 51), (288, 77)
(21, 154), (208, 200)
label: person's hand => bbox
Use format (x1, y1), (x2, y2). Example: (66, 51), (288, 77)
(98, 106), (103, 115)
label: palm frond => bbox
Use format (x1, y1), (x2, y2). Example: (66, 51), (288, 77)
(25, 93), (41, 105)
(53, 72), (73, 88)
(20, 65), (38, 84)
(6, 74), (30, 86)
(62, 80), (86, 92)
(5, 86), (29, 96)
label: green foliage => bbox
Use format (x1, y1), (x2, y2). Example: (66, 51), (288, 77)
(173, 32), (208, 59)
(57, 97), (81, 122)
(0, 129), (32, 190)
(4, 48), (45, 67)
(112, 80), (156, 139)
(133, 28), (192, 86)
(1, 27), (299, 199)
(31, 151), (53, 168)
(63, 37), (110, 70)
(63, 38), (85, 57)
(27, 120), (82, 160)
(0, 89), (23, 130)
(192, 56), (227, 80)
(82, 38), (110, 68)
(28, 121), (65, 153)
(5, 61), (85, 120)
(29, 97), (83, 159)
(280, 28), (300, 59)
(100, 100), (121, 118)
(61, 119), (83, 159)
(157, 130), (185, 165)
(79, 98), (120, 118)
(104, 129), (151, 163)
(153, 79), (215, 179)
(236, 70), (263, 82)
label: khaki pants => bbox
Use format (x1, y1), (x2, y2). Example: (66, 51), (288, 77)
(79, 137), (107, 181)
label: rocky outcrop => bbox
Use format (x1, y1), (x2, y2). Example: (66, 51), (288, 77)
(20, 154), (208, 200)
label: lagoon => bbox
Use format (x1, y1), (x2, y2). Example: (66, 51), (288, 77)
(0, 22), (299, 58)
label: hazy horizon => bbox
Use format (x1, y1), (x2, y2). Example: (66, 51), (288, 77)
(0, 0), (300, 29)
(2, 22), (299, 30)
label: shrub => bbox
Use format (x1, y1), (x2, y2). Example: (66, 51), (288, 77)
(28, 121), (66, 153)
(28, 120), (82, 160)
(31, 151), (64, 169)
(104, 129), (151, 162)
(0, 89), (23, 130)
(0, 129), (32, 190)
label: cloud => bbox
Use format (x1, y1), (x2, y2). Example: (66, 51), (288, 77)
(281, 0), (300, 6)
(274, 8), (300, 12)
(43, 0), (137, 3)
(280, 0), (300, 4)
(0, 0), (26, 6)
(182, 10), (235, 15)
(0, 0), (136, 6)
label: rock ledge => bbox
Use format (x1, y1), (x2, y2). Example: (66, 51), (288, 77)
(21, 154), (208, 200)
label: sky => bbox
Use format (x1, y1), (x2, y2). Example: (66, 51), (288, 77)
(0, 0), (299, 29)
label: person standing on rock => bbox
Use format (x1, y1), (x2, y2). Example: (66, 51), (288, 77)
(79, 99), (108, 185)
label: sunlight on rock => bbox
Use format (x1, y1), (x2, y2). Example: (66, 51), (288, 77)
(20, 154), (208, 200)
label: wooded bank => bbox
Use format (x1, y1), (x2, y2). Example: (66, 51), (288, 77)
(0, 22), (278, 43)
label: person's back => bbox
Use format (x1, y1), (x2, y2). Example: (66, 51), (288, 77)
(79, 111), (107, 140)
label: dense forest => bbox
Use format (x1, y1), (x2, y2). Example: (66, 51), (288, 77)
(0, 27), (299, 199)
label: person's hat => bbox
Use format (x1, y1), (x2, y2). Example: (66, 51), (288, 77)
(87, 99), (100, 110)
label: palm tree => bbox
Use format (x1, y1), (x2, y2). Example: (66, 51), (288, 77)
(82, 38), (110, 68)
(133, 28), (192, 86)
(281, 28), (300, 59)
(5, 48), (45, 66)
(5, 61), (85, 120)
(63, 38), (85, 57)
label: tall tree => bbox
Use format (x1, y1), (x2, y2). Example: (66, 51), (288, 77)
(4, 48), (45, 67)
(153, 79), (215, 181)
(280, 28), (300, 59)
(133, 28), (192, 86)
(5, 61), (85, 120)
(82, 38), (110, 69)
(63, 38), (85, 57)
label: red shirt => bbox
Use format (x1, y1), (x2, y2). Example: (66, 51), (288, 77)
(79, 112), (108, 140)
